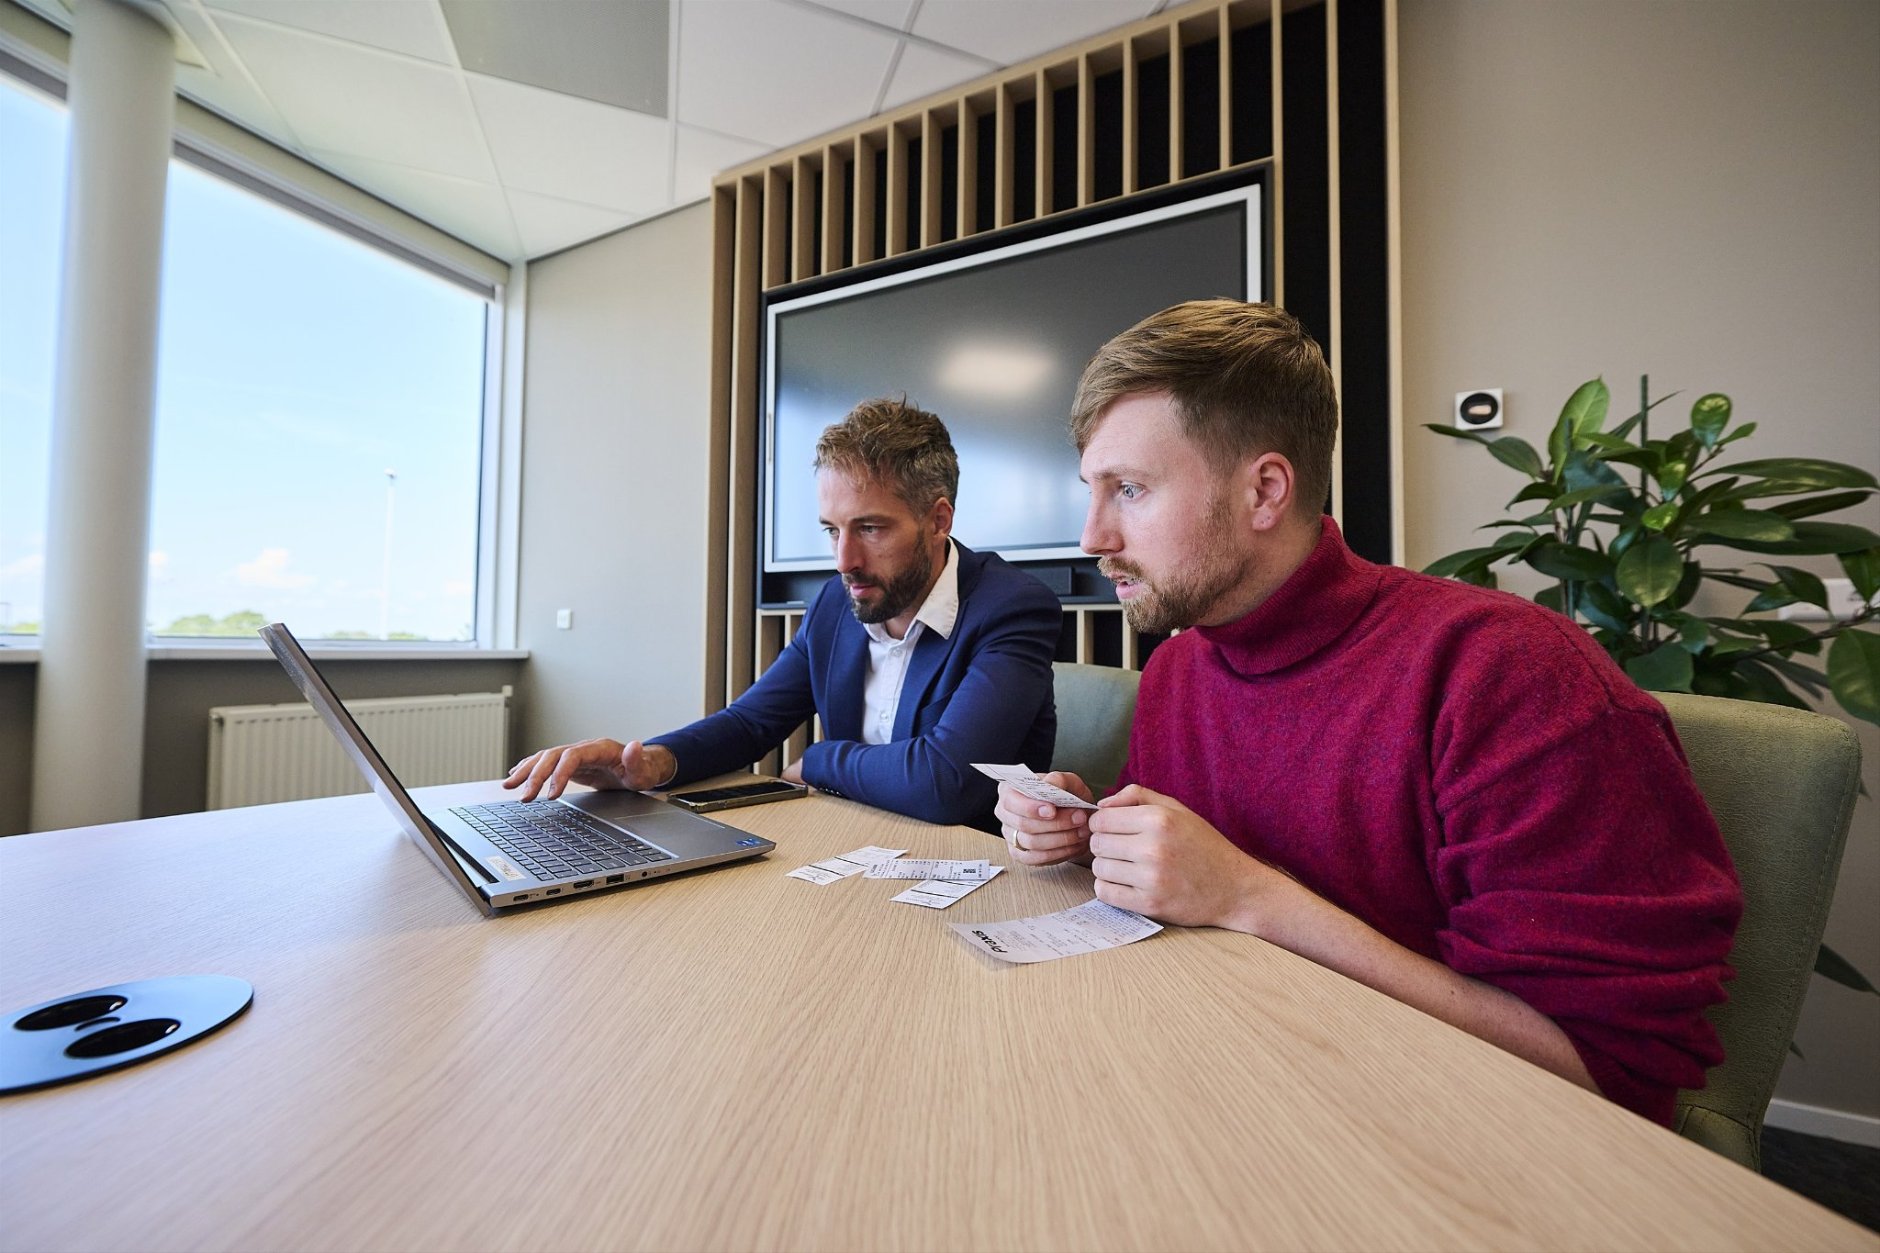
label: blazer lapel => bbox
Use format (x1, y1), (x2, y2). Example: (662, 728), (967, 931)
(823, 611), (869, 742)
(891, 625), (957, 741)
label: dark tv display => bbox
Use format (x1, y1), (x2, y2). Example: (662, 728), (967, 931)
(762, 178), (1265, 585)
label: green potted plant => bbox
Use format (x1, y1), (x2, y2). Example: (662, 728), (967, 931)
(1425, 376), (1878, 995)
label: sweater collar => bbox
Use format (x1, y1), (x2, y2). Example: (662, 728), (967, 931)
(1193, 516), (1382, 677)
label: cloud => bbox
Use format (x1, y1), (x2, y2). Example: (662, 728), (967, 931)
(442, 578), (474, 597)
(0, 553), (44, 579)
(234, 547), (315, 590)
(148, 550), (170, 582)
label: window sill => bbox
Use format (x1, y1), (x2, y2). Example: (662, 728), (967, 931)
(0, 643), (529, 664)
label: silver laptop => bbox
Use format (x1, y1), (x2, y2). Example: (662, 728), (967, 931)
(259, 623), (775, 917)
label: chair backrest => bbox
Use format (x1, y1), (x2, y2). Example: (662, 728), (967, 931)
(1657, 692), (1862, 1171)
(1049, 662), (1143, 797)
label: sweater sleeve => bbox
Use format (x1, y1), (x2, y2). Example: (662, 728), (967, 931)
(1429, 658), (1742, 1126)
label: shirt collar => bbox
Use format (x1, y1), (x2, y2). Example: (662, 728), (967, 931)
(863, 539), (960, 644)
(1193, 516), (1382, 677)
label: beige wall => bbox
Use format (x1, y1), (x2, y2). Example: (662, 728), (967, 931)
(515, 203), (715, 754)
(1399, 0), (1879, 1124)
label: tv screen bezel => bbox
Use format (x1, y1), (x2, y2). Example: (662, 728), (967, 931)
(758, 166), (1272, 598)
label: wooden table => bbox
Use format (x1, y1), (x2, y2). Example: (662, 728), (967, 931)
(0, 784), (1868, 1252)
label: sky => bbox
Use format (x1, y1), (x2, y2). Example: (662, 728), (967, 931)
(0, 75), (487, 641)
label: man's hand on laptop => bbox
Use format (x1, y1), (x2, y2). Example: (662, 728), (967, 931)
(503, 739), (677, 801)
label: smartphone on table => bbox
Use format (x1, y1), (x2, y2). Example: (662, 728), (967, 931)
(667, 778), (808, 813)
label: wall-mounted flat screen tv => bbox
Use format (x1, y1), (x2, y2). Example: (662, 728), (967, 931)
(761, 173), (1266, 592)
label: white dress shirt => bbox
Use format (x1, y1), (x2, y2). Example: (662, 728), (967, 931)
(859, 540), (960, 745)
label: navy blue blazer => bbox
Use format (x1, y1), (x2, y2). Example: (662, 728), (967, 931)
(651, 543), (1059, 829)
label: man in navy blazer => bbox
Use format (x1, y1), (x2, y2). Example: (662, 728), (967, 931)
(505, 398), (1059, 830)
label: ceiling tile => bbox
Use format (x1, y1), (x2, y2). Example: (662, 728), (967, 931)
(911, 0), (1155, 65)
(200, 0), (454, 65)
(879, 41), (988, 112)
(672, 124), (772, 204)
(504, 187), (641, 260)
(442, 0), (668, 117)
(160, 3), (300, 147)
(216, 13), (498, 183)
(309, 147), (521, 259)
(678, 0), (894, 147)
(796, 0), (918, 30)
(466, 73), (672, 216)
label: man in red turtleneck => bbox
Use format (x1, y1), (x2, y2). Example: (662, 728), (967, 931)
(997, 300), (1741, 1126)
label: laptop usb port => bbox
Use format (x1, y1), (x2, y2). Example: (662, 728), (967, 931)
(513, 893), (530, 902)
(545, 888), (562, 896)
(572, 879), (594, 889)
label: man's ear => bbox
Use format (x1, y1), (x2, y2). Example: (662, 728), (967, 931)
(1241, 452), (1296, 533)
(930, 497), (955, 539)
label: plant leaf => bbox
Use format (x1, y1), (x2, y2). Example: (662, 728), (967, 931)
(1690, 393), (1731, 448)
(1579, 582), (1636, 633)
(1425, 423), (1493, 444)
(1716, 458), (1879, 489)
(1486, 437), (1547, 480)
(1816, 942), (1878, 993)
(1762, 565), (1830, 609)
(1616, 535), (1683, 607)
(1526, 542), (1614, 582)
(1423, 547), (1506, 579)
(1641, 501), (1679, 532)
(1841, 548), (1880, 603)
(1706, 521), (1880, 555)
(1716, 421), (1758, 447)
(1551, 378), (1608, 467)
(1625, 641), (1695, 692)
(1769, 490), (1874, 521)
(1827, 629), (1880, 725)
(1684, 508), (1795, 543)
(1545, 484), (1632, 511)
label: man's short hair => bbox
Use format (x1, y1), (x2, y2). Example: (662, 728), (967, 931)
(814, 397), (960, 515)
(1070, 299), (1339, 513)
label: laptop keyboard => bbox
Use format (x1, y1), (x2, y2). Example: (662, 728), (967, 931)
(450, 801), (675, 881)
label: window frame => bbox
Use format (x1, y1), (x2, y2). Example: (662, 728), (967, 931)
(0, 33), (522, 654)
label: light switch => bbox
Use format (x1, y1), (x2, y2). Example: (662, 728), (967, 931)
(555, 608), (573, 630)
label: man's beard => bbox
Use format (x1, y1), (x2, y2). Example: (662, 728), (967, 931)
(845, 542), (936, 625)
(1101, 497), (1253, 634)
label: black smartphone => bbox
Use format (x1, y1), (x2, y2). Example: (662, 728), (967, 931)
(667, 779), (809, 813)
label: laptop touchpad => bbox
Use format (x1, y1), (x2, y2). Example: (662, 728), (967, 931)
(561, 790), (668, 821)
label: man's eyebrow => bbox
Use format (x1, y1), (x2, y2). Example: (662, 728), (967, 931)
(819, 513), (896, 526)
(1082, 465), (1152, 484)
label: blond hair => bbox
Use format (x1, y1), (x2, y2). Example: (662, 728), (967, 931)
(1070, 300), (1338, 512)
(813, 397), (959, 514)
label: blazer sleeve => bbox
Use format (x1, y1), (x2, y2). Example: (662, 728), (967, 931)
(646, 595), (824, 787)
(795, 572), (1059, 828)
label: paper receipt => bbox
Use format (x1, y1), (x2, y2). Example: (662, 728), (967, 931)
(949, 899), (1162, 963)
(786, 845), (908, 885)
(864, 858), (994, 881)
(970, 763), (1099, 810)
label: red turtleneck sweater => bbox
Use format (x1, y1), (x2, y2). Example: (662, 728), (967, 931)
(1117, 517), (1742, 1125)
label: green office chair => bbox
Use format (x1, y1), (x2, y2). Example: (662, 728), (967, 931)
(1049, 661), (1143, 798)
(1658, 692), (1863, 1172)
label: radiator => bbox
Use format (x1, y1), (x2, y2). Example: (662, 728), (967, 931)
(207, 689), (511, 810)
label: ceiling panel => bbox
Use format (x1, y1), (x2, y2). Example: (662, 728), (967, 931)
(672, 123), (773, 203)
(200, 0), (454, 65)
(308, 147), (521, 259)
(796, 0), (918, 30)
(215, 12), (498, 183)
(879, 40), (988, 112)
(911, 0), (1157, 65)
(467, 73), (671, 215)
(441, 0), (668, 117)
(505, 187), (641, 259)
(677, 0), (894, 148)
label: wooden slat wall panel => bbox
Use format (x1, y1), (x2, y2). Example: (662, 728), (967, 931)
(702, 0), (1396, 690)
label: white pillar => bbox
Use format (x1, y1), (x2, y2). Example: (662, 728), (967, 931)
(30, 0), (176, 831)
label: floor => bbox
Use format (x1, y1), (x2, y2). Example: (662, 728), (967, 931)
(1761, 1126), (1880, 1233)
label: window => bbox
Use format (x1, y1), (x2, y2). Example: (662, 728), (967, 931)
(0, 73), (63, 638)
(0, 70), (494, 644)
